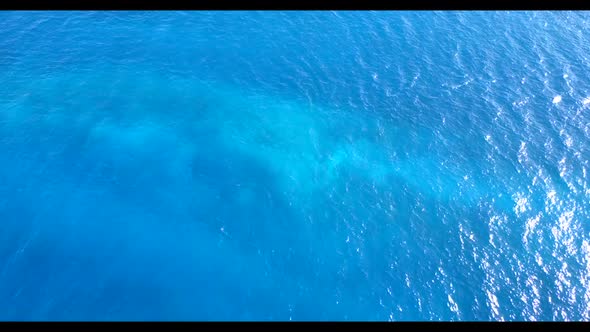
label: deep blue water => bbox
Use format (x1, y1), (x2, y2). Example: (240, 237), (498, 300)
(1, 11), (590, 321)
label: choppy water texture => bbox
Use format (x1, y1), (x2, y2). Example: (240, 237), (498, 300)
(1, 11), (590, 321)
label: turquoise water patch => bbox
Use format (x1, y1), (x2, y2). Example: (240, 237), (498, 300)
(1, 11), (590, 321)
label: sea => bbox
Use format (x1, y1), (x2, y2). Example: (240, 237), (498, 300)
(0, 11), (589, 321)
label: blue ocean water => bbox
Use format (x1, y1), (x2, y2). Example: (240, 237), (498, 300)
(0, 11), (589, 321)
